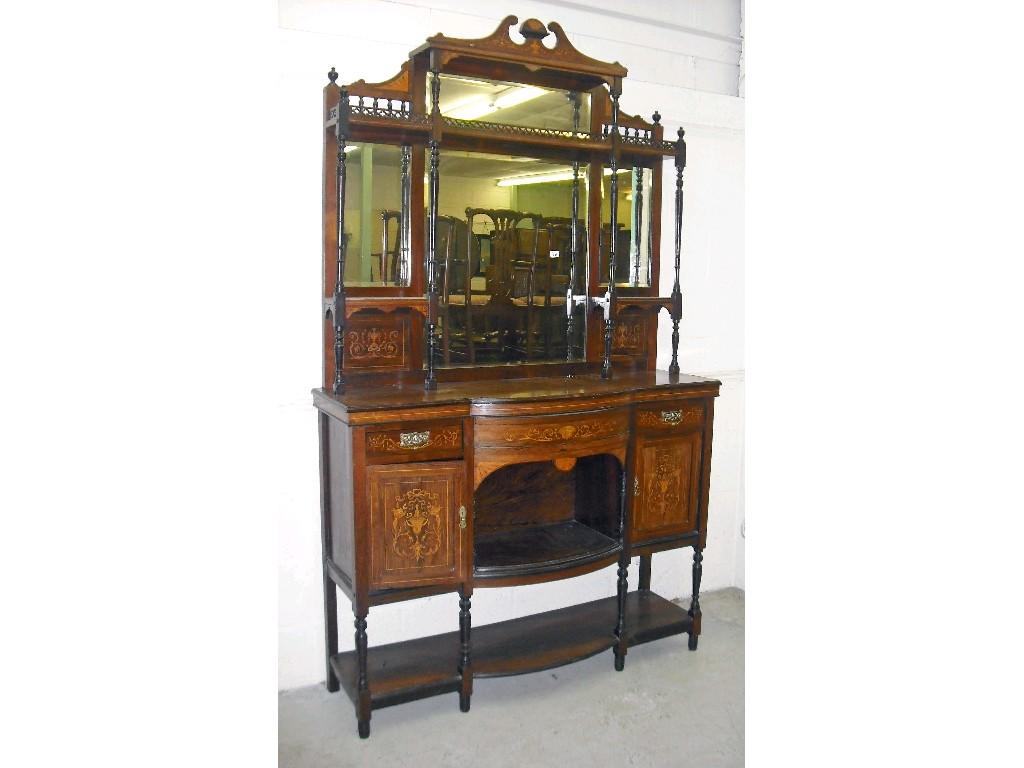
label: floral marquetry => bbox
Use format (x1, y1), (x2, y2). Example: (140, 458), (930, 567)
(391, 488), (442, 563)
(367, 462), (464, 590)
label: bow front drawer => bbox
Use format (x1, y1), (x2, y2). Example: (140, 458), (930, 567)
(475, 409), (629, 454)
(365, 421), (463, 463)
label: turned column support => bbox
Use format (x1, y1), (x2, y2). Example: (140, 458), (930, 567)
(688, 545), (703, 651)
(332, 80), (351, 394)
(601, 78), (622, 380)
(669, 127), (686, 377)
(458, 585), (473, 712)
(354, 611), (370, 737)
(613, 554), (629, 670)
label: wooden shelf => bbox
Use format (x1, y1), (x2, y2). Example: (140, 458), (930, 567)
(473, 520), (620, 580)
(329, 591), (691, 711)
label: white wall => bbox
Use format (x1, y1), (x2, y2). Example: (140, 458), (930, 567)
(276, 0), (744, 690)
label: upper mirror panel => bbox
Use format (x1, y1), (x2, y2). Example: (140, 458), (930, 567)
(341, 142), (412, 287)
(434, 74), (591, 133)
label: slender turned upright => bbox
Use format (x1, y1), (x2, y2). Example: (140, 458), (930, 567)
(332, 75), (350, 394)
(669, 127), (686, 377)
(424, 66), (442, 390)
(602, 79), (622, 380)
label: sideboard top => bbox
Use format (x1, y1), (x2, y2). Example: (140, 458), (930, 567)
(313, 370), (720, 423)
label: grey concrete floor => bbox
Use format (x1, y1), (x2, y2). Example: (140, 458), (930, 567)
(279, 588), (744, 767)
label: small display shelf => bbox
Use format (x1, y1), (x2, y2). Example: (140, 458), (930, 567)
(472, 454), (623, 582)
(474, 520), (620, 578)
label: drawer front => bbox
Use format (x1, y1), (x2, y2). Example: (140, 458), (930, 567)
(631, 432), (703, 543)
(367, 462), (465, 590)
(473, 409), (629, 487)
(365, 421), (463, 463)
(475, 409), (628, 450)
(635, 401), (705, 433)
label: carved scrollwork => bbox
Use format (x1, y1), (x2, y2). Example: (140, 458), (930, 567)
(391, 488), (443, 563)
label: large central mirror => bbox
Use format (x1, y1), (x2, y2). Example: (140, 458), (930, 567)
(432, 149), (589, 366)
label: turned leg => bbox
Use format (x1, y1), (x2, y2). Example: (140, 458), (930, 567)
(322, 571), (339, 692)
(613, 555), (629, 671)
(458, 586), (473, 712)
(638, 554), (652, 592)
(688, 546), (703, 651)
(354, 612), (370, 738)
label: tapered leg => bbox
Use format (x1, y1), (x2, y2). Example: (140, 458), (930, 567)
(458, 586), (473, 712)
(317, 412), (339, 692)
(355, 612), (370, 738)
(638, 554), (652, 592)
(322, 572), (339, 692)
(613, 555), (629, 671)
(687, 546), (703, 651)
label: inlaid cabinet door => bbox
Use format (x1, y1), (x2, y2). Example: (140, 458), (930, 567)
(367, 461), (465, 590)
(632, 432), (703, 542)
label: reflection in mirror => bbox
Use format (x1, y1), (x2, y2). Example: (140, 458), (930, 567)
(432, 150), (588, 366)
(599, 166), (653, 287)
(341, 143), (411, 286)
(433, 74), (591, 134)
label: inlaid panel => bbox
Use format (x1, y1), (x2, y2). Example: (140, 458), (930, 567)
(367, 462), (464, 590)
(344, 312), (410, 370)
(631, 432), (702, 543)
(611, 314), (646, 356)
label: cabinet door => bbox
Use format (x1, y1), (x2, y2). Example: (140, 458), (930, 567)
(367, 461), (464, 590)
(632, 432), (703, 542)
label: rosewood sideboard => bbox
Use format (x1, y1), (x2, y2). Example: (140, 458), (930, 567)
(312, 15), (719, 739)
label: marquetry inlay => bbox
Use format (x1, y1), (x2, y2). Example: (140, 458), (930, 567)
(348, 328), (401, 360)
(391, 488), (443, 563)
(501, 420), (620, 443)
(368, 427), (461, 453)
(637, 405), (703, 428)
(611, 320), (644, 353)
(645, 446), (683, 519)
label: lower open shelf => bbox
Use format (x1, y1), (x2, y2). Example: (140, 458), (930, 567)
(330, 590), (692, 710)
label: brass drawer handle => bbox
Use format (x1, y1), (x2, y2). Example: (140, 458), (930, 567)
(458, 505), (467, 530)
(399, 430), (431, 449)
(661, 410), (682, 425)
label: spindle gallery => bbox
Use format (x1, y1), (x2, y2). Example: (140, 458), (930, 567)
(313, 15), (718, 739)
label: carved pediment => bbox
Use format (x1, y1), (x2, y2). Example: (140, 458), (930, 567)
(419, 15), (626, 81)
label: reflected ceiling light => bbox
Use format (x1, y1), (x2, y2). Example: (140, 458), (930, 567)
(344, 145), (359, 153)
(496, 167), (630, 187)
(445, 85), (546, 120)
(496, 169), (574, 187)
